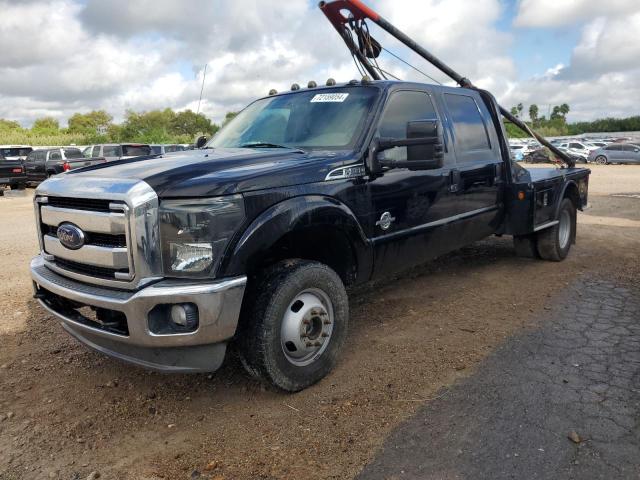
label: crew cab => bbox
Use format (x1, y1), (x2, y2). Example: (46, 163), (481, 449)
(24, 148), (107, 184)
(30, 80), (590, 392)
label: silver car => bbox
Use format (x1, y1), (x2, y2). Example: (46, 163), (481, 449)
(588, 144), (640, 165)
(82, 143), (152, 162)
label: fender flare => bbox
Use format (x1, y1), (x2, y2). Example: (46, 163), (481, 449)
(219, 195), (373, 283)
(556, 180), (580, 217)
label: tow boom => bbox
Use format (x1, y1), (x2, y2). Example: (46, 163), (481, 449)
(319, 0), (575, 168)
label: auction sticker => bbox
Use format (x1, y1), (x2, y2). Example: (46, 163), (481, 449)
(310, 93), (349, 103)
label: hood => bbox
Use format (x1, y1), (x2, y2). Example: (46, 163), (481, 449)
(66, 147), (347, 197)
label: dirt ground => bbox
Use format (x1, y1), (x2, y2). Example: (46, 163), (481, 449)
(0, 165), (639, 480)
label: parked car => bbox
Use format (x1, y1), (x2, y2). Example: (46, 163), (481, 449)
(82, 143), (152, 161)
(150, 144), (184, 155)
(588, 143), (640, 165)
(0, 145), (33, 162)
(523, 147), (552, 163)
(509, 145), (525, 161)
(558, 141), (599, 158)
(558, 147), (588, 163)
(24, 148), (107, 184)
(0, 152), (27, 193)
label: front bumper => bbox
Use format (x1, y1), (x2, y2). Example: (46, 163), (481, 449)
(30, 256), (247, 372)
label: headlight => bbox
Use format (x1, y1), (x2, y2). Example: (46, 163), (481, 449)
(159, 195), (244, 278)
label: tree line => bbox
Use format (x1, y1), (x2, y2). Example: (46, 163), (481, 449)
(0, 109), (239, 146)
(506, 103), (640, 138)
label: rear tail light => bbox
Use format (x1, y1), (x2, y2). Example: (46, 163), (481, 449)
(11, 167), (23, 173)
(62, 162), (71, 172)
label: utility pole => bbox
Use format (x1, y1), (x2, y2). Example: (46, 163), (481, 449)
(196, 64), (208, 116)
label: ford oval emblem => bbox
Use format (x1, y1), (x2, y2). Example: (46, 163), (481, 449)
(57, 223), (85, 250)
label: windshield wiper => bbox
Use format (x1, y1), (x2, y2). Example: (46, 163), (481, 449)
(239, 142), (305, 153)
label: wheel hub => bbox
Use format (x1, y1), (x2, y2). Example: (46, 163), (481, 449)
(281, 289), (334, 366)
(558, 209), (571, 249)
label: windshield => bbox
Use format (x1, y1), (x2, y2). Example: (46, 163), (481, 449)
(209, 87), (378, 150)
(0, 147), (32, 157)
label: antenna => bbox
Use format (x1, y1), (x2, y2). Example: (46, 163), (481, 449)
(196, 64), (208, 115)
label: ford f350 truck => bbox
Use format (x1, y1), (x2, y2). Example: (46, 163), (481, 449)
(30, 0), (590, 392)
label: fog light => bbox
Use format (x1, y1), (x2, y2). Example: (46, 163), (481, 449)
(170, 303), (198, 330)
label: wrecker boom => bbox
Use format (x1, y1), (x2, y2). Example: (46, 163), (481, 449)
(318, 0), (575, 168)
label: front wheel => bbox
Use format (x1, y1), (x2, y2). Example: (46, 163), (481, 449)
(595, 155), (608, 165)
(536, 198), (576, 261)
(237, 260), (349, 392)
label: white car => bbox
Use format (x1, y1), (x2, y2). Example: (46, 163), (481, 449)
(558, 141), (599, 158)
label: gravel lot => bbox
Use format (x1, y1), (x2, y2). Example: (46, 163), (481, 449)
(0, 165), (639, 480)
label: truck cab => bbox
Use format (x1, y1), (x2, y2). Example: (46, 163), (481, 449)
(30, 80), (590, 392)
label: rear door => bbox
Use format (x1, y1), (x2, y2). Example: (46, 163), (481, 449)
(33, 151), (47, 180)
(48, 150), (62, 175)
(24, 151), (37, 180)
(620, 145), (640, 164)
(441, 91), (503, 240)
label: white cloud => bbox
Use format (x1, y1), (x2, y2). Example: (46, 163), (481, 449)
(504, 1), (640, 121)
(0, 0), (639, 129)
(514, 0), (638, 28)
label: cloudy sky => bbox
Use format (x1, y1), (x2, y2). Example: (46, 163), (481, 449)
(1, 0), (639, 127)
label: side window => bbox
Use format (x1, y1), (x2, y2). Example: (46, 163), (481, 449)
(50, 150), (61, 161)
(569, 143), (583, 149)
(377, 91), (437, 162)
(36, 151), (46, 162)
(444, 93), (490, 152)
(103, 145), (121, 157)
(92, 146), (100, 157)
(608, 145), (621, 151)
(26, 152), (35, 163)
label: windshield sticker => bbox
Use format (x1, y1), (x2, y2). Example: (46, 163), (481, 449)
(310, 93), (349, 103)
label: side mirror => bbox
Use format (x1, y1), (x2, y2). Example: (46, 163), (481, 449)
(367, 119), (444, 175)
(195, 135), (208, 149)
(406, 120), (442, 164)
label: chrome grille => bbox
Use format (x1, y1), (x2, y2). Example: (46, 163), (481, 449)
(39, 198), (133, 281)
(34, 176), (162, 290)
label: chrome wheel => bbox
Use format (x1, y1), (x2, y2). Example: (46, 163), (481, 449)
(595, 156), (607, 165)
(280, 288), (334, 366)
(558, 208), (571, 250)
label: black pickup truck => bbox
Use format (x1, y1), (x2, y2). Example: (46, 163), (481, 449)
(0, 153), (26, 193)
(30, 80), (589, 391)
(24, 148), (107, 185)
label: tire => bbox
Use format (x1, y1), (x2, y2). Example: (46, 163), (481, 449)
(595, 155), (608, 165)
(513, 234), (539, 258)
(236, 259), (349, 392)
(536, 198), (576, 261)
(12, 183), (26, 190)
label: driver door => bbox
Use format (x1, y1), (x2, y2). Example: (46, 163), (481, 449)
(368, 89), (458, 278)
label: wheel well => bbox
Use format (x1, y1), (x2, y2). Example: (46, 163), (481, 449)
(249, 227), (357, 286)
(563, 182), (580, 210)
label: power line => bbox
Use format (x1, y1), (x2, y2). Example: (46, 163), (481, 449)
(381, 47), (443, 85)
(196, 64), (208, 115)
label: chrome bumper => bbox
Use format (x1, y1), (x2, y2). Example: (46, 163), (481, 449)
(30, 256), (247, 372)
